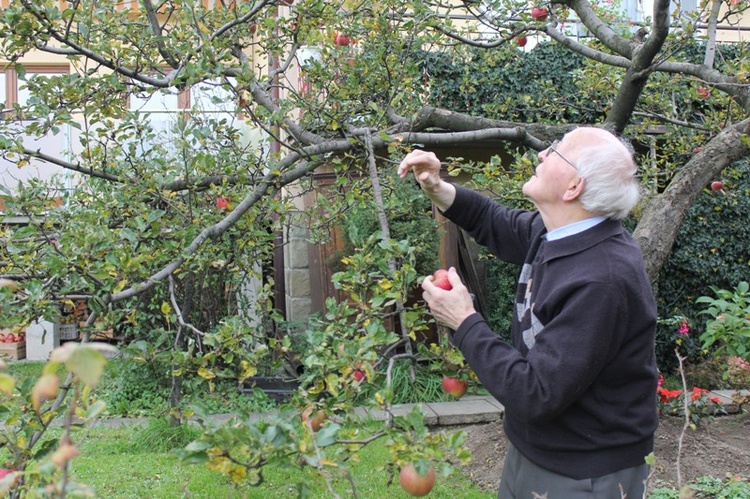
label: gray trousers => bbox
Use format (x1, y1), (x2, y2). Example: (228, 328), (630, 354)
(498, 443), (649, 499)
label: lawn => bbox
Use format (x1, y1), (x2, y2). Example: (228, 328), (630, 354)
(7, 360), (493, 498)
(67, 424), (492, 498)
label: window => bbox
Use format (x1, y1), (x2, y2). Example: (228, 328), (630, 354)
(0, 64), (74, 194)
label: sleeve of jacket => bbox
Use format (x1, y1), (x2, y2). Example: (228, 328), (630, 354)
(451, 280), (626, 423)
(442, 185), (539, 265)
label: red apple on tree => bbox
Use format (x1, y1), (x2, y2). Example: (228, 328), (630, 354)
(216, 196), (230, 211)
(249, 23), (258, 35)
(531, 7), (549, 21)
(333, 33), (351, 46)
(442, 375), (468, 399)
(516, 35), (528, 47)
(697, 87), (710, 99)
(431, 269), (452, 291)
(399, 462), (436, 497)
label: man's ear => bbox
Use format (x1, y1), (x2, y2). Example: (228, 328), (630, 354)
(563, 176), (585, 202)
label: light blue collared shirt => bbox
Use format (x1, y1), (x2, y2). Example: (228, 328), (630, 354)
(545, 216), (607, 241)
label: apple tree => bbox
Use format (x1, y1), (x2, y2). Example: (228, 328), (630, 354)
(0, 0), (748, 494)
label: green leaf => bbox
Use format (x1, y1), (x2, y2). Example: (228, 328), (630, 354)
(0, 374), (15, 395)
(86, 400), (107, 419)
(315, 423), (340, 447)
(67, 346), (107, 387)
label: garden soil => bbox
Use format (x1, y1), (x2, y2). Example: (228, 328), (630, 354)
(457, 410), (750, 494)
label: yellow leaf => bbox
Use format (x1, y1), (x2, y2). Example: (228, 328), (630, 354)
(0, 374), (14, 395)
(113, 279), (128, 294)
(198, 367), (216, 380)
(160, 302), (172, 315)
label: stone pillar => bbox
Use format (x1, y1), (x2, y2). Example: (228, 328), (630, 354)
(284, 213), (312, 323)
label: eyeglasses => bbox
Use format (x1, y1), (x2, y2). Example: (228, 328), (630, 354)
(547, 140), (578, 172)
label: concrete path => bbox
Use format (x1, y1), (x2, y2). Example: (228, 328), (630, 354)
(88, 390), (750, 429)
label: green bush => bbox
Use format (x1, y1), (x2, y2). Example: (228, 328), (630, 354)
(697, 281), (750, 361)
(655, 160), (750, 372)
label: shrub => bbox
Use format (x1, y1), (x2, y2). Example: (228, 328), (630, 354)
(697, 281), (750, 361)
(655, 160), (750, 371)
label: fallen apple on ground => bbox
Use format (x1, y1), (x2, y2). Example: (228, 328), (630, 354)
(399, 462), (436, 497)
(711, 181), (724, 191)
(442, 375), (468, 399)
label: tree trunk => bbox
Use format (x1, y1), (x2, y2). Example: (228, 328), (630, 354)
(634, 120), (750, 280)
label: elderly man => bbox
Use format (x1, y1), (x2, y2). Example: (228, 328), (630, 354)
(398, 127), (658, 498)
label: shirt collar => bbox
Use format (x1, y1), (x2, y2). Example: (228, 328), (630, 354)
(545, 216), (608, 241)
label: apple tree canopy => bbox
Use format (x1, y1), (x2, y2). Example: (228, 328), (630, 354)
(0, 0), (748, 325)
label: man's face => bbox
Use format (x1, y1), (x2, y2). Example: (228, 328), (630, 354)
(522, 136), (580, 206)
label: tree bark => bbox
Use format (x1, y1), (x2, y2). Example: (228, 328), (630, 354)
(634, 120), (750, 280)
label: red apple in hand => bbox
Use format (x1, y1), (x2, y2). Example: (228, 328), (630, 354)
(399, 462), (436, 497)
(442, 375), (468, 399)
(531, 7), (549, 20)
(431, 269), (452, 291)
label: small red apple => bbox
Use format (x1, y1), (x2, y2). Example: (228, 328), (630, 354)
(215, 196), (230, 211)
(0, 468), (14, 479)
(693, 146), (703, 154)
(516, 35), (528, 47)
(431, 269), (452, 291)
(353, 369), (365, 382)
(697, 87), (710, 99)
(333, 33), (351, 46)
(399, 462), (436, 497)
(6, 334), (15, 343)
(442, 375), (468, 399)
(711, 181), (724, 191)
(249, 23), (258, 35)
(531, 7), (549, 21)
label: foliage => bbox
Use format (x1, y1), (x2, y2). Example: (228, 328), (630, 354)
(67, 423), (492, 498)
(649, 474), (750, 498)
(655, 161), (750, 370)
(0, 342), (115, 497)
(130, 417), (203, 453)
(656, 376), (727, 426)
(697, 281), (750, 361)
(422, 42), (596, 123)
(325, 172), (441, 278)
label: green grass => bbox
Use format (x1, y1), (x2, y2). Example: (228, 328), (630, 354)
(68, 424), (494, 498)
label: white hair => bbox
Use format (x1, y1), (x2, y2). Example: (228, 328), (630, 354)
(575, 135), (640, 220)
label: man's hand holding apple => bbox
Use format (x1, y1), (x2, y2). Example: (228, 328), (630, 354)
(422, 267), (476, 330)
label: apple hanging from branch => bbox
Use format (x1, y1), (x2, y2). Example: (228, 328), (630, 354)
(399, 462), (436, 497)
(442, 375), (468, 399)
(333, 33), (351, 46)
(531, 7), (549, 21)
